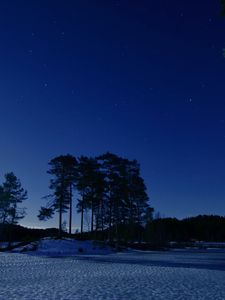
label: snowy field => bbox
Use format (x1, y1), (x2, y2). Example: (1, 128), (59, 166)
(1, 249), (225, 300)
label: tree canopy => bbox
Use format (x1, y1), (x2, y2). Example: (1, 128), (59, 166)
(38, 152), (152, 242)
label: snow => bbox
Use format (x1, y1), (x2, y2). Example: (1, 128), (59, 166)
(1, 247), (225, 299)
(36, 238), (113, 255)
(11, 238), (112, 255)
(0, 242), (20, 249)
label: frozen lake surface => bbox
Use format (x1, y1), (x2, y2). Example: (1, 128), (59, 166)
(1, 249), (225, 299)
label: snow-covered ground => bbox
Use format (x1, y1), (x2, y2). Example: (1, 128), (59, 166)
(10, 238), (112, 255)
(0, 242), (20, 249)
(1, 247), (225, 299)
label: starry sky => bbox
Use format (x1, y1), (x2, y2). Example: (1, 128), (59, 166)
(1, 0), (225, 229)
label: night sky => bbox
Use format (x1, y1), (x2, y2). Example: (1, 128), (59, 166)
(1, 1), (225, 229)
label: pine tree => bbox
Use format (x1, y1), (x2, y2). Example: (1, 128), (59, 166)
(38, 154), (77, 237)
(97, 153), (151, 242)
(0, 185), (9, 224)
(1, 172), (27, 246)
(2, 172), (27, 225)
(76, 156), (105, 237)
(97, 152), (126, 241)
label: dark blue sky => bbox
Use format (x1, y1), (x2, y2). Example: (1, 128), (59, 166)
(1, 0), (225, 228)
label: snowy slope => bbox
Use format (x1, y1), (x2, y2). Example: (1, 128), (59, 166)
(11, 238), (112, 256)
(36, 239), (112, 255)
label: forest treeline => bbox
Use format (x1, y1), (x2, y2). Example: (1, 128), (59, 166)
(0, 152), (153, 243)
(1, 153), (225, 245)
(1, 215), (225, 245)
(145, 215), (225, 244)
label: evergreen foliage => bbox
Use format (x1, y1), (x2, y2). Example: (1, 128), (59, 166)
(0, 172), (27, 246)
(39, 152), (152, 242)
(0, 172), (27, 225)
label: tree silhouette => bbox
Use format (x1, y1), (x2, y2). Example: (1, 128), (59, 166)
(221, 0), (225, 16)
(38, 152), (151, 242)
(2, 172), (27, 225)
(38, 154), (77, 237)
(0, 185), (9, 224)
(0, 172), (27, 246)
(76, 156), (105, 237)
(97, 152), (150, 242)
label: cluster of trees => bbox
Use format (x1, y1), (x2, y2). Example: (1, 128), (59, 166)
(38, 152), (152, 241)
(3, 214), (225, 248)
(0, 224), (58, 243)
(145, 215), (225, 244)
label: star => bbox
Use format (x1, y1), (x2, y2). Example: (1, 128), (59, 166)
(201, 83), (206, 89)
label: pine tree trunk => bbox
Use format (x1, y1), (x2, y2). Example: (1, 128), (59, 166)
(59, 197), (62, 238)
(69, 184), (72, 236)
(7, 225), (12, 249)
(101, 198), (104, 239)
(59, 170), (65, 239)
(108, 198), (112, 242)
(115, 198), (119, 247)
(81, 195), (84, 236)
(91, 199), (94, 238)
(8, 206), (16, 248)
